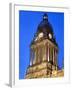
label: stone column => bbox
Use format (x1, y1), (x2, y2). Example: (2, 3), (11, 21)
(46, 45), (48, 61)
(48, 44), (49, 62)
(40, 47), (42, 63)
(41, 46), (43, 62)
(30, 48), (32, 66)
(55, 49), (58, 70)
(36, 47), (38, 63)
(36, 46), (41, 63)
(46, 44), (49, 62)
(37, 47), (39, 63)
(54, 49), (56, 65)
(43, 43), (46, 61)
(53, 48), (54, 64)
(33, 48), (36, 64)
(56, 50), (58, 70)
(31, 48), (36, 65)
(38, 47), (42, 63)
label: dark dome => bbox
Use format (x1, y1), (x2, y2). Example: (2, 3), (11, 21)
(37, 13), (53, 34)
(31, 13), (58, 46)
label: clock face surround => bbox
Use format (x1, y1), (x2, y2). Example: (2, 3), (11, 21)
(35, 32), (52, 42)
(35, 32), (44, 41)
(38, 32), (44, 38)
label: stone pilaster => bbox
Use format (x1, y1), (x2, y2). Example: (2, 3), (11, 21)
(43, 43), (46, 61)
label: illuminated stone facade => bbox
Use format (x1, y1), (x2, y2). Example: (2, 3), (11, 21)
(25, 14), (64, 79)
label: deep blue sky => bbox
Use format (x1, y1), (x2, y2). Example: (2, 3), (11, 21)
(19, 11), (64, 79)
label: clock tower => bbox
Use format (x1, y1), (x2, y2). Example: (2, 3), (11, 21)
(25, 13), (63, 78)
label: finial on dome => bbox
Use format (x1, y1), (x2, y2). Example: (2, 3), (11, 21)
(43, 13), (48, 21)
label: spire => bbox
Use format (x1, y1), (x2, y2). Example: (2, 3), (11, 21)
(43, 13), (48, 21)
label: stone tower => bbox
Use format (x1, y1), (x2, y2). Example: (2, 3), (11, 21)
(25, 14), (63, 79)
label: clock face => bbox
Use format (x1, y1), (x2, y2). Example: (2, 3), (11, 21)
(35, 32), (43, 41)
(38, 32), (43, 38)
(49, 33), (52, 39)
(35, 37), (38, 41)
